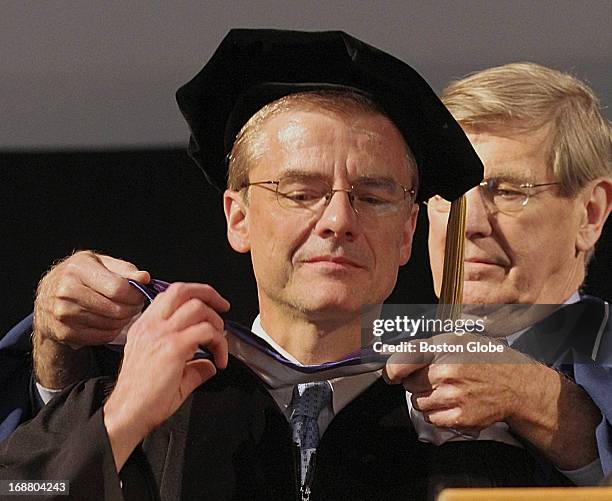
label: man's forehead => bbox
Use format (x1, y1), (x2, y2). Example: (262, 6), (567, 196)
(465, 125), (553, 180)
(258, 107), (409, 156)
(253, 108), (414, 180)
(465, 122), (553, 151)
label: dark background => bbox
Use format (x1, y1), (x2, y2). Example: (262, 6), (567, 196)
(2, 149), (610, 335)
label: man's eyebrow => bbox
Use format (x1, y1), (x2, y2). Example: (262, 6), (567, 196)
(353, 175), (402, 186)
(490, 173), (534, 184)
(273, 170), (405, 186)
(275, 168), (326, 180)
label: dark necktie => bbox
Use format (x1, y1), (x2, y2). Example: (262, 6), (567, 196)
(290, 381), (332, 488)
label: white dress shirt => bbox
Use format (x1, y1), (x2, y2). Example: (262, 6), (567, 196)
(245, 315), (380, 436)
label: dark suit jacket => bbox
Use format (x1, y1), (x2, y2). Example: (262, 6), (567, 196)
(510, 296), (612, 474)
(1, 355), (569, 501)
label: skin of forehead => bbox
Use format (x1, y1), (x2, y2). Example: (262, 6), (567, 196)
(465, 123), (555, 182)
(255, 108), (413, 182)
(275, 115), (386, 149)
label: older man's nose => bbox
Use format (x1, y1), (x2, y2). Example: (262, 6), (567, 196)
(314, 190), (361, 241)
(465, 187), (494, 239)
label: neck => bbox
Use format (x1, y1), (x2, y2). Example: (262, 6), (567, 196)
(533, 257), (585, 304)
(258, 305), (367, 365)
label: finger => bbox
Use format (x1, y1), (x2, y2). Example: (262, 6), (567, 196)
(383, 355), (428, 384)
(202, 329), (229, 370)
(181, 359), (217, 396)
(52, 326), (126, 346)
(383, 339), (437, 382)
(176, 322), (229, 370)
(411, 386), (458, 413)
(54, 283), (144, 320)
(68, 253), (146, 306)
(69, 305), (140, 338)
(400, 366), (435, 393)
(410, 391), (431, 411)
(72, 313), (133, 332)
(98, 254), (151, 283)
(166, 298), (225, 333)
(423, 407), (463, 429)
(153, 283), (230, 320)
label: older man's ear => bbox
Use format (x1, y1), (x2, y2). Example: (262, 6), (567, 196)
(224, 190), (251, 253)
(575, 178), (612, 254)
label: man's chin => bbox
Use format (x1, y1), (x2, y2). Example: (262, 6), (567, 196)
(295, 296), (364, 315)
(284, 273), (389, 317)
(462, 282), (517, 305)
(288, 289), (375, 320)
(295, 273), (365, 296)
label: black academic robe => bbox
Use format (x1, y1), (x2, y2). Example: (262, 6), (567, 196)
(0, 355), (570, 501)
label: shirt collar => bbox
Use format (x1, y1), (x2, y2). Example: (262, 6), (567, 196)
(248, 314), (381, 414)
(506, 291), (581, 346)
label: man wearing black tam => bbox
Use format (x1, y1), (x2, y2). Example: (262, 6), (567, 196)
(1, 30), (571, 500)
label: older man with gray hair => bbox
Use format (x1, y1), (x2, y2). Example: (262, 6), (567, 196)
(389, 62), (612, 485)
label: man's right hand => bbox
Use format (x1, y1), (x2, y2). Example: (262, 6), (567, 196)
(102, 282), (230, 471)
(33, 250), (151, 389)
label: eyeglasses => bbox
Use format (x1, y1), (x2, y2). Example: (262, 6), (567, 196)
(245, 175), (415, 217)
(427, 177), (560, 215)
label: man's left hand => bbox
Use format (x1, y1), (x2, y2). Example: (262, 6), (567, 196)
(383, 333), (544, 430)
(383, 332), (600, 470)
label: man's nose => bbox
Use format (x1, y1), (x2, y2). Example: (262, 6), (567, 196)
(465, 186), (494, 239)
(313, 189), (361, 241)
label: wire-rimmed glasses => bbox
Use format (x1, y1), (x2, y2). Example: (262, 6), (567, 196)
(427, 177), (560, 215)
(245, 175), (415, 218)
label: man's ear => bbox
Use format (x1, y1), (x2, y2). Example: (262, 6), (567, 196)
(224, 189), (251, 253)
(399, 203), (419, 265)
(576, 178), (612, 253)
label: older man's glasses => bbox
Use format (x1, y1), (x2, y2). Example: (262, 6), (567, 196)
(245, 176), (415, 217)
(427, 178), (560, 214)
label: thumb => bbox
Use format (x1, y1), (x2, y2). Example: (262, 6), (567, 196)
(181, 359), (217, 396)
(383, 361), (429, 385)
(98, 255), (151, 284)
(383, 343), (433, 384)
(126, 269), (151, 284)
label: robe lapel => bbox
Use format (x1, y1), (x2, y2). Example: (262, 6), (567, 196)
(511, 297), (607, 369)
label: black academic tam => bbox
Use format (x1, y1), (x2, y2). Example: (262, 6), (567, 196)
(176, 29), (483, 202)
